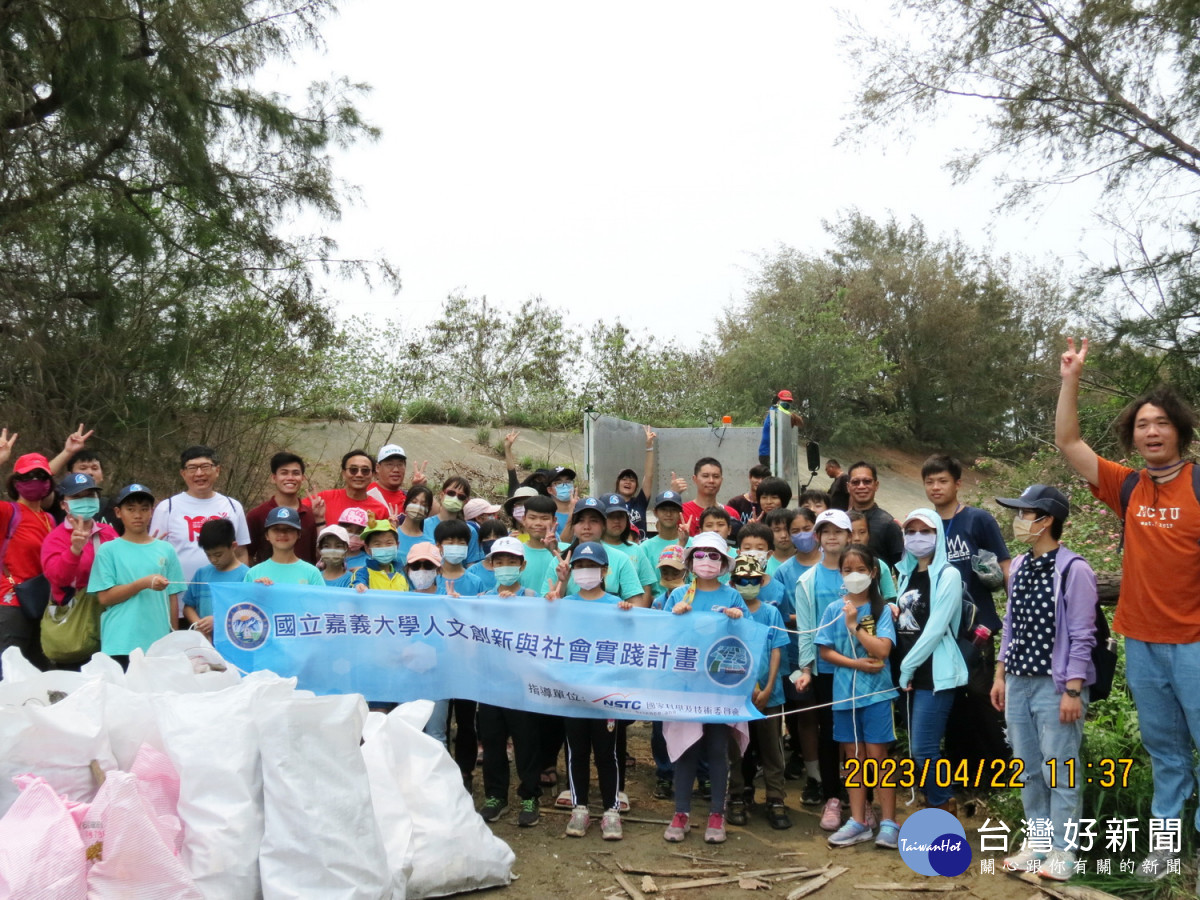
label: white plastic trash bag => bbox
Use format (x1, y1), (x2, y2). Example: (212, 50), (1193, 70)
(364, 702), (514, 899)
(258, 694), (391, 900)
(361, 712), (415, 900)
(125, 633), (241, 694)
(0, 775), (88, 900)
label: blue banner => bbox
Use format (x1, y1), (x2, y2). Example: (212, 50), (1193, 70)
(211, 583), (768, 722)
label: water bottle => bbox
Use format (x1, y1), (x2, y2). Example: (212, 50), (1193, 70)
(972, 625), (992, 648)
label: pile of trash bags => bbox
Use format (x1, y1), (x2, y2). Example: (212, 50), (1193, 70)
(0, 632), (515, 899)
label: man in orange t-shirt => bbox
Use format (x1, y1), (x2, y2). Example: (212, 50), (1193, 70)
(1057, 337), (1200, 874)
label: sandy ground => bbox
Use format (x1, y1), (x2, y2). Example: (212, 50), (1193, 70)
(469, 721), (1043, 900)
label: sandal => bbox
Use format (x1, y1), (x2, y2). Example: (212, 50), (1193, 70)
(539, 768), (558, 787)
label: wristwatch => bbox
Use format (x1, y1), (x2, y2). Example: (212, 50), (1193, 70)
(1064, 688), (1081, 698)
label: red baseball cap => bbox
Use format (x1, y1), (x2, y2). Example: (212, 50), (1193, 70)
(13, 453), (51, 475)
(778, 390), (794, 402)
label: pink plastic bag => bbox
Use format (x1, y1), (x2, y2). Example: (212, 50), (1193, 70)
(0, 775), (88, 900)
(130, 744), (183, 854)
(84, 770), (201, 900)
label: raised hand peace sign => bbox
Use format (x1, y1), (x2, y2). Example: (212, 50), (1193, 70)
(1061, 337), (1088, 380)
(410, 460), (429, 486)
(63, 423), (94, 455)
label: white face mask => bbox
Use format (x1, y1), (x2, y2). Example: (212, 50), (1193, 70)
(408, 568), (437, 590)
(319, 548), (347, 565)
(842, 572), (873, 595)
(405, 503), (428, 520)
(574, 568), (604, 591)
(903, 531), (939, 558)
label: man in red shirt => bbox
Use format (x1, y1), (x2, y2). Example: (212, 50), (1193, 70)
(308, 449), (389, 528)
(366, 443), (428, 519)
(1057, 336), (1200, 880)
(681, 458), (741, 536)
(246, 452), (318, 564)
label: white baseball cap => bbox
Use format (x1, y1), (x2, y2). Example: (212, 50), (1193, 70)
(487, 536), (526, 559)
(813, 509), (853, 533)
(377, 444), (406, 462)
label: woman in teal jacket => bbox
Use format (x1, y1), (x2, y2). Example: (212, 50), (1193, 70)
(893, 508), (967, 811)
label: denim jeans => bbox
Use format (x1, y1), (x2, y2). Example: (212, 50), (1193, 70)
(1004, 675), (1086, 851)
(907, 688), (957, 807)
(423, 699), (451, 746)
(1125, 638), (1200, 830)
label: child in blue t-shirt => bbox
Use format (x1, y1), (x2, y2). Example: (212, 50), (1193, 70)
(662, 533), (748, 847)
(814, 544), (899, 850)
(244, 506), (323, 586)
(726, 553), (792, 830)
(183, 518), (249, 640)
(316, 524), (354, 588)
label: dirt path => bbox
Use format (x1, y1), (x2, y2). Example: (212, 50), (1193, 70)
(475, 721), (1041, 900)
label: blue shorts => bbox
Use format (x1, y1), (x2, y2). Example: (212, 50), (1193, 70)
(833, 701), (895, 744)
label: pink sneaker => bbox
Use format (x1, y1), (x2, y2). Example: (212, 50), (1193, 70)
(704, 813), (727, 843)
(663, 812), (690, 842)
(820, 797), (842, 831)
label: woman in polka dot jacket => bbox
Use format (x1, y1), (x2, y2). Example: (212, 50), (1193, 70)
(990, 483), (1100, 881)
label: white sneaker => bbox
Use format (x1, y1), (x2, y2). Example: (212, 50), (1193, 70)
(565, 805), (590, 837)
(1039, 849), (1076, 882)
(1002, 841), (1047, 872)
(601, 809), (623, 840)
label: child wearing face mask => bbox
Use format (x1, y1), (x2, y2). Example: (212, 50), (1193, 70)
(815, 543), (899, 850)
(350, 521), (410, 592)
(662, 533), (749, 846)
(423, 475), (485, 565)
(338, 507), (370, 573)
(725, 554), (792, 831)
(433, 519), (483, 596)
(549, 466), (577, 536)
(397, 485), (434, 567)
(315, 524), (354, 588)
(557, 542), (634, 841)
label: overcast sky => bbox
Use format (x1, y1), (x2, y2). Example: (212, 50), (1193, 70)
(263, 0), (1113, 340)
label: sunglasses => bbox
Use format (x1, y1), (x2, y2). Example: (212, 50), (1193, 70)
(444, 490), (468, 500)
(691, 549), (724, 561)
(344, 466), (373, 475)
(408, 562), (437, 571)
(731, 576), (763, 587)
(13, 472), (49, 482)
(849, 478), (875, 486)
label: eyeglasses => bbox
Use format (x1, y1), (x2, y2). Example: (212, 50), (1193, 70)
(408, 562), (437, 571)
(444, 490), (468, 500)
(691, 550), (724, 561)
(344, 466), (373, 475)
(848, 478), (874, 486)
(183, 463), (215, 474)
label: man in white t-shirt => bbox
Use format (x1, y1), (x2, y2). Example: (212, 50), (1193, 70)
(149, 445), (251, 579)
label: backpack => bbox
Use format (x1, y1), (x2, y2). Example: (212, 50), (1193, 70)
(952, 581), (991, 693)
(1057, 556), (1116, 703)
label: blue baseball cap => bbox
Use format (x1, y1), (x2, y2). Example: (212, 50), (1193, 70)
(602, 493), (630, 515)
(59, 472), (98, 497)
(265, 506), (303, 531)
(653, 490), (683, 510)
(569, 541), (609, 566)
(114, 483), (155, 505)
(571, 497), (606, 522)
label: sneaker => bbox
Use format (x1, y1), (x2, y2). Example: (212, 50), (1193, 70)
(801, 777), (822, 806)
(1135, 847), (1175, 881)
(863, 804), (878, 830)
(565, 805), (590, 837)
(1003, 841), (1047, 872)
(653, 778), (673, 800)
(766, 802), (792, 830)
(828, 817), (874, 848)
(1039, 849), (1076, 882)
(554, 789), (573, 809)
(601, 809), (623, 841)
(517, 798), (540, 827)
(479, 796), (507, 823)
(618, 791), (630, 812)
(875, 819), (900, 849)
(726, 798), (748, 825)
(704, 813), (727, 843)
(697, 778), (711, 799)
(819, 797), (842, 831)
(664, 812), (690, 842)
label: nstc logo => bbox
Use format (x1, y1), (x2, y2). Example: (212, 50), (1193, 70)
(898, 809), (972, 877)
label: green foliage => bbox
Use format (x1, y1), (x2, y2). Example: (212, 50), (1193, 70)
(474, 426), (493, 447)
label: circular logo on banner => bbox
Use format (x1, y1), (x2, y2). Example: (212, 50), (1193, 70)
(226, 602), (269, 651)
(705, 636), (753, 688)
(898, 808), (971, 876)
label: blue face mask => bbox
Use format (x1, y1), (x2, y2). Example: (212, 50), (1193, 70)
(493, 564), (522, 585)
(442, 544), (469, 565)
(791, 531), (817, 553)
(67, 497), (101, 520)
(554, 483), (574, 501)
(371, 546), (398, 565)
